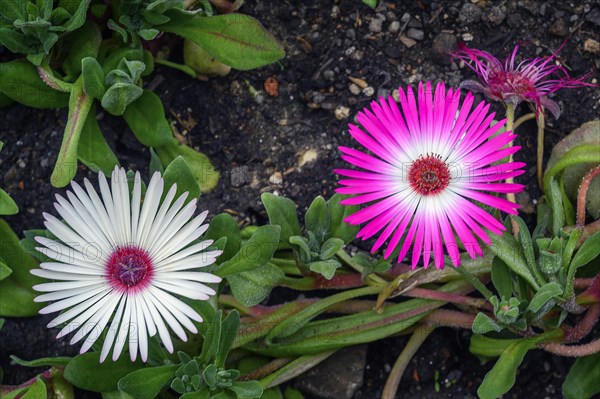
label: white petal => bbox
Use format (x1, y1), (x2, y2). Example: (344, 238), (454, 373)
(130, 172), (142, 242)
(100, 296), (127, 362)
(155, 240), (213, 268)
(79, 292), (123, 354)
(39, 285), (108, 314)
(145, 199), (196, 259)
(136, 172), (164, 246)
(153, 279), (215, 298)
(112, 295), (133, 361)
(140, 294), (173, 353)
(157, 271), (221, 284)
(47, 288), (110, 328)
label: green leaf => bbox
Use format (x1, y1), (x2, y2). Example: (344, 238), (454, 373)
(565, 231), (600, 299)
(205, 213), (240, 263)
(162, 156), (201, 202)
(477, 330), (562, 399)
(0, 219), (43, 316)
(308, 259), (341, 280)
(198, 311), (222, 364)
(527, 282), (563, 313)
(101, 82), (143, 115)
(216, 310), (240, 368)
(149, 148), (164, 175)
(0, 260), (12, 280)
(227, 264), (285, 306)
(488, 231), (540, 291)
(472, 312), (502, 334)
(0, 189), (18, 215)
(562, 352), (600, 399)
(122, 90), (173, 147)
(547, 177), (565, 237)
(362, 0), (378, 9)
(117, 365), (178, 399)
(10, 355), (71, 367)
(22, 376), (47, 399)
(327, 194), (359, 244)
(64, 352), (144, 392)
(155, 141), (219, 193)
(491, 256), (513, 300)
(81, 57), (106, 100)
(228, 381), (263, 399)
(0, 1), (26, 21)
(289, 235), (311, 264)
(160, 13), (285, 70)
(0, 59), (68, 108)
(216, 225), (280, 277)
(62, 22), (102, 77)
(305, 196), (329, 242)
(261, 193), (301, 249)
(51, 77), (94, 187)
(319, 238), (344, 260)
(77, 104), (120, 174)
(60, 0), (91, 32)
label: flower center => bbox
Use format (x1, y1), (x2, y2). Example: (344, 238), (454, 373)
(106, 246), (153, 289)
(408, 154), (450, 195)
(490, 70), (536, 97)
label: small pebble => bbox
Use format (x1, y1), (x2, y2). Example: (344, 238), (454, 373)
(406, 28), (424, 41)
(459, 3), (482, 24)
(349, 83), (361, 95)
(584, 38), (600, 54)
(269, 172), (283, 185)
(298, 149), (318, 167)
(431, 32), (457, 65)
(323, 70), (335, 80)
(400, 12), (411, 24)
(462, 32), (474, 42)
(335, 105), (350, 120)
(388, 21), (400, 33)
(549, 18), (567, 36)
(345, 28), (356, 41)
(486, 6), (506, 25)
(362, 86), (375, 97)
(399, 35), (417, 48)
(369, 18), (383, 33)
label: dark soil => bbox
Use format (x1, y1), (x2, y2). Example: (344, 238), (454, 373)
(1, 0), (599, 398)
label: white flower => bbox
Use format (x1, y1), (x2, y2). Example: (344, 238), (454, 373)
(31, 167), (222, 362)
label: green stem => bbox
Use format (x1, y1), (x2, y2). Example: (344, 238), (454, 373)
(154, 58), (197, 78)
(265, 285), (382, 344)
(536, 111), (546, 188)
(513, 112), (536, 130)
(336, 249), (388, 286)
(505, 103), (520, 236)
(453, 265), (493, 300)
(381, 325), (435, 399)
(259, 351), (337, 389)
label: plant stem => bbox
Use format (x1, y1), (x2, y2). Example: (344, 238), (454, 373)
(404, 288), (493, 311)
(381, 325), (435, 399)
(240, 358), (292, 381)
(513, 112), (536, 130)
(565, 303), (600, 342)
(536, 111), (546, 188)
(576, 165), (600, 228)
(504, 103), (520, 236)
(540, 337), (600, 357)
(259, 351), (337, 389)
(336, 249), (388, 286)
(453, 265), (493, 300)
(422, 309), (475, 329)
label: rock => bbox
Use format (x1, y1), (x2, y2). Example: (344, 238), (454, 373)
(486, 6), (506, 26)
(431, 32), (457, 65)
(462, 32), (474, 42)
(386, 11), (397, 21)
(323, 70), (335, 80)
(518, 0), (539, 15)
(377, 88), (391, 98)
(298, 149), (318, 167)
(345, 28), (356, 41)
(269, 171), (283, 185)
(549, 18), (567, 36)
(295, 346), (367, 399)
(506, 12), (521, 27)
(349, 83), (361, 95)
(584, 38), (600, 54)
(335, 105), (350, 120)
(585, 7), (600, 26)
(406, 28), (424, 41)
(399, 35), (417, 48)
(400, 12), (411, 24)
(312, 91), (326, 104)
(459, 3), (482, 24)
(362, 86), (375, 97)
(384, 45), (401, 59)
(231, 166), (250, 187)
(388, 20), (400, 32)
(369, 17), (383, 33)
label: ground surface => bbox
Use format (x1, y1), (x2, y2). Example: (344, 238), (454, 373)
(1, 0), (599, 398)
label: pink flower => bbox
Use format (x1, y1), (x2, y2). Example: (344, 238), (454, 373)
(335, 82), (524, 269)
(452, 42), (596, 118)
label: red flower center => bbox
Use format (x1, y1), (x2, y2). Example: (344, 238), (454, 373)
(408, 155), (450, 195)
(106, 246), (153, 290)
(489, 70), (536, 98)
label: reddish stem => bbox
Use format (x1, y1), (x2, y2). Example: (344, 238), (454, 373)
(577, 165), (600, 227)
(574, 278), (595, 290)
(565, 303), (600, 342)
(422, 309), (476, 329)
(404, 287), (493, 311)
(0, 369), (52, 395)
(541, 337), (600, 357)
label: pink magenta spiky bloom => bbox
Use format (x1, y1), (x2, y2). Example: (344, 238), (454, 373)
(452, 42), (597, 118)
(335, 82), (525, 269)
